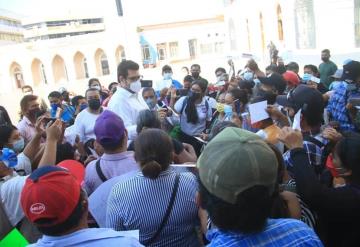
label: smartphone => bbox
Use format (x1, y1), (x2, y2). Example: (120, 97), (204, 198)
(141, 80), (153, 88)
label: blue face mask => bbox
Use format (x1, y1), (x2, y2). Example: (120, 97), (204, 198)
(163, 73), (172, 80)
(0, 148), (18, 168)
(243, 71), (254, 81)
(224, 104), (233, 118)
(80, 103), (88, 111)
(12, 138), (24, 153)
(51, 103), (59, 111)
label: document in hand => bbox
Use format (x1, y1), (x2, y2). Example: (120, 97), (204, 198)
(248, 100), (269, 124)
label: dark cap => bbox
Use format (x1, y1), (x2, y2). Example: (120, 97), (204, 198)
(341, 60), (360, 82)
(276, 84), (324, 114)
(258, 73), (286, 94)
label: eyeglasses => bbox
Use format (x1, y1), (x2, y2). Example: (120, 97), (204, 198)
(127, 75), (143, 82)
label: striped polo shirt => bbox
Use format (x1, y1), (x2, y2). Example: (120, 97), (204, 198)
(106, 168), (201, 247)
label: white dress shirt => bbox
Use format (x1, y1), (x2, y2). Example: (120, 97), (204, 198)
(108, 87), (149, 140)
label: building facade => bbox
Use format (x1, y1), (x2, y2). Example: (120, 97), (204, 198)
(223, 0), (360, 65)
(0, 9), (24, 45)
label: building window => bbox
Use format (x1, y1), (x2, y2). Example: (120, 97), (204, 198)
(157, 43), (167, 60)
(200, 43), (214, 54)
(142, 45), (151, 61)
(214, 42), (224, 53)
(355, 0), (360, 47)
(294, 0), (316, 49)
(100, 54), (110, 75)
(188, 39), (197, 59)
(277, 5), (284, 41)
(169, 42), (179, 58)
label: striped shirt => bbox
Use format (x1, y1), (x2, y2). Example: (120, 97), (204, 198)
(106, 168), (201, 247)
(206, 218), (323, 247)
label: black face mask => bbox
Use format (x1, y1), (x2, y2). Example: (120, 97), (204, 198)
(191, 72), (200, 79)
(88, 99), (101, 110)
(28, 108), (42, 118)
(189, 91), (201, 100)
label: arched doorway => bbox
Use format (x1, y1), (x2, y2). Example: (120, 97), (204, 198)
(115, 45), (126, 65)
(294, 0), (316, 49)
(94, 48), (110, 76)
(228, 18), (237, 51)
(277, 4), (284, 41)
(259, 13), (266, 53)
(73, 51), (89, 79)
(31, 58), (47, 86)
(52, 55), (68, 83)
(9, 62), (24, 89)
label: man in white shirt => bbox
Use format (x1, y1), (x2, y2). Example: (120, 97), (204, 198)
(108, 60), (149, 140)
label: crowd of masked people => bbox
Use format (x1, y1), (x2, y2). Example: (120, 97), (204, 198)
(0, 48), (360, 246)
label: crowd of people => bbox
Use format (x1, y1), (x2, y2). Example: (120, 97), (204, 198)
(1, 48), (360, 246)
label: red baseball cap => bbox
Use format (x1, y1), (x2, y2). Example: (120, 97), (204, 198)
(282, 71), (300, 86)
(57, 160), (85, 185)
(20, 166), (81, 227)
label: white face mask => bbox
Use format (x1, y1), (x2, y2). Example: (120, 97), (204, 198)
(91, 85), (101, 91)
(130, 79), (141, 93)
(12, 137), (25, 152)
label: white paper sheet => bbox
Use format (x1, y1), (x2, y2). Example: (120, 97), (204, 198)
(292, 109), (302, 130)
(248, 100), (269, 124)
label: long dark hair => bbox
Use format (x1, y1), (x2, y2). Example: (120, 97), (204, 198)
(185, 79), (207, 124)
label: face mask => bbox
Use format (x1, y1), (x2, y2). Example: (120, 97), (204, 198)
(80, 103), (88, 111)
(192, 72), (200, 79)
(12, 138), (24, 153)
(243, 71), (254, 81)
(0, 148), (17, 168)
(163, 73), (172, 80)
(51, 103), (59, 111)
(88, 99), (101, 110)
(146, 98), (156, 109)
(224, 104), (233, 118)
(130, 79), (141, 93)
(216, 103), (225, 113)
(24, 91), (32, 95)
(91, 85), (101, 91)
(189, 91), (201, 100)
(28, 108), (41, 118)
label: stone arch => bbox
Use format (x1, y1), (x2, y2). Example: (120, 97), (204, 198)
(115, 45), (126, 65)
(9, 62), (24, 89)
(94, 48), (110, 76)
(52, 54), (68, 84)
(31, 58), (47, 86)
(73, 51), (89, 79)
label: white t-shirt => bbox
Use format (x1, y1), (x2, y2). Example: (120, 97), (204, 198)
(174, 96), (212, 136)
(73, 109), (102, 143)
(0, 174), (27, 226)
(205, 96), (217, 110)
(15, 152), (32, 175)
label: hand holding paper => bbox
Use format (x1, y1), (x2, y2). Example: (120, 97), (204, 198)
(249, 100), (269, 124)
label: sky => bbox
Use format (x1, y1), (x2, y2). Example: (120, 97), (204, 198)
(0, 0), (223, 25)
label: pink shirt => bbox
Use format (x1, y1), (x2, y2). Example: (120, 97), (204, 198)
(17, 116), (36, 144)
